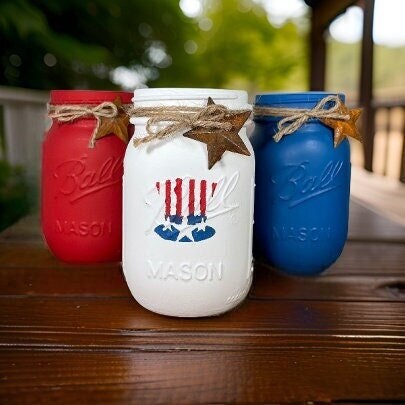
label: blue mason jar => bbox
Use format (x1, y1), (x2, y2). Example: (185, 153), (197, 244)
(251, 92), (351, 275)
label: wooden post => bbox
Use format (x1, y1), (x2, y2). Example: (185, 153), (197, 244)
(400, 106), (405, 183)
(309, 9), (326, 90)
(306, 0), (357, 91)
(359, 0), (375, 172)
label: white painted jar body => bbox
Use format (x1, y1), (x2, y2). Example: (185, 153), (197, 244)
(123, 88), (255, 317)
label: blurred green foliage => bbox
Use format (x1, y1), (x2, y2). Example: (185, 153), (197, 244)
(326, 39), (405, 100)
(0, 0), (307, 91)
(0, 0), (194, 88)
(0, 160), (30, 231)
(158, 0), (307, 92)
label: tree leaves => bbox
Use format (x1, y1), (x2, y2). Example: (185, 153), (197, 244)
(0, 0), (307, 91)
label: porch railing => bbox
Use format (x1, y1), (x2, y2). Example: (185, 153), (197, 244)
(371, 100), (405, 182)
(0, 86), (48, 186)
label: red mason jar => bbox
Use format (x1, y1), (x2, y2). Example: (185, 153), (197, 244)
(41, 90), (133, 263)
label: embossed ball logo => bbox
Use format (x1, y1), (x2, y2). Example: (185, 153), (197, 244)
(271, 160), (344, 207)
(53, 154), (123, 203)
(145, 173), (239, 243)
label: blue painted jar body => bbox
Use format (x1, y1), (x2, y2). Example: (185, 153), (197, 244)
(251, 92), (351, 275)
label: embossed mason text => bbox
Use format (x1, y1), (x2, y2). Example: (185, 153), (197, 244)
(55, 220), (112, 237)
(272, 226), (332, 242)
(146, 260), (223, 282)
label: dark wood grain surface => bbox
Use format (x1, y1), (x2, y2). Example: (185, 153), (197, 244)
(0, 201), (404, 404)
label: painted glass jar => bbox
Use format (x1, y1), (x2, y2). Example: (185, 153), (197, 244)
(251, 92), (351, 275)
(123, 88), (255, 317)
(42, 90), (132, 263)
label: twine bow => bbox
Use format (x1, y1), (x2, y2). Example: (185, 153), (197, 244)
(253, 95), (350, 142)
(48, 101), (120, 148)
(129, 100), (251, 146)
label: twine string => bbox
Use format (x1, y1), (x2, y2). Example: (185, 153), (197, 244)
(253, 95), (349, 142)
(48, 101), (120, 148)
(47, 100), (248, 147)
(128, 103), (250, 146)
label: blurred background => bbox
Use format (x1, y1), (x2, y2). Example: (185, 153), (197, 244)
(0, 0), (404, 230)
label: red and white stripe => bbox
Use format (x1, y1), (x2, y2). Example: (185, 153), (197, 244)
(156, 178), (217, 217)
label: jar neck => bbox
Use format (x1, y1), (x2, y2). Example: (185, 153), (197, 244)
(133, 88), (249, 109)
(254, 92), (345, 110)
(253, 92), (346, 129)
(131, 88), (251, 139)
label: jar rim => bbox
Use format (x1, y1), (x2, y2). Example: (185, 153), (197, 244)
(50, 90), (133, 105)
(255, 91), (345, 107)
(133, 88), (248, 108)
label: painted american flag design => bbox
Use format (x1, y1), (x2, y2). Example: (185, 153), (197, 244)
(154, 178), (218, 242)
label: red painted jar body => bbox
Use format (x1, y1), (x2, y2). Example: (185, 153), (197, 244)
(41, 90), (132, 263)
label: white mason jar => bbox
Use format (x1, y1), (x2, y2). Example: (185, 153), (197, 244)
(123, 88), (255, 317)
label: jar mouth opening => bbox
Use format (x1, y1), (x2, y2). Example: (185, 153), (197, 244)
(50, 90), (133, 105)
(133, 88), (249, 107)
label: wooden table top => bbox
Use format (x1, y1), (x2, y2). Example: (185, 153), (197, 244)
(0, 200), (404, 404)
